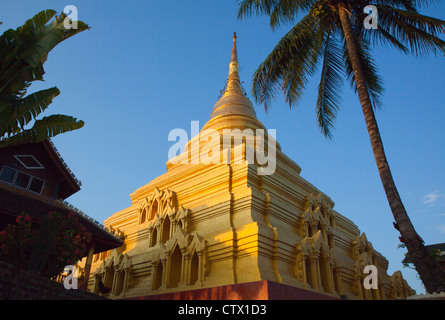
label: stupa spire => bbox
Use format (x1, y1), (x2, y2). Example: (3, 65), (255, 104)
(221, 32), (244, 98)
(204, 33), (265, 131)
(230, 32), (239, 73)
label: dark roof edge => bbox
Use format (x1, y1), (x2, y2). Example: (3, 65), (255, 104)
(43, 139), (82, 190)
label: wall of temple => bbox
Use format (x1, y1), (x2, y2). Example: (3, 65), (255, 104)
(81, 34), (414, 300)
(82, 144), (414, 300)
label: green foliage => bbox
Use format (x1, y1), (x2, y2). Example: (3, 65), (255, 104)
(0, 211), (92, 279)
(236, 0), (445, 138)
(0, 9), (89, 147)
(398, 242), (443, 272)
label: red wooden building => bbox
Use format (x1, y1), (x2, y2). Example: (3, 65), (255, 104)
(0, 139), (123, 290)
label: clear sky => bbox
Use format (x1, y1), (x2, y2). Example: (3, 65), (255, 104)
(2, 1), (444, 295)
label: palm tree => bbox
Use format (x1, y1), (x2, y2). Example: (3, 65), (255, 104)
(237, 0), (445, 293)
(0, 9), (89, 147)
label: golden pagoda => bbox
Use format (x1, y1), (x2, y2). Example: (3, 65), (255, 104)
(82, 33), (414, 300)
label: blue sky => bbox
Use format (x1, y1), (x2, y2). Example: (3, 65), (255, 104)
(2, 1), (445, 295)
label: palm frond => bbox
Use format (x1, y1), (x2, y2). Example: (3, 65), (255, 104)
(269, 0), (314, 30)
(372, 25), (410, 53)
(237, 0), (444, 142)
(281, 16), (327, 107)
(237, 0), (315, 22)
(370, 0), (418, 11)
(376, 5), (445, 57)
(316, 33), (345, 139)
(252, 13), (324, 111)
(237, 0), (280, 19)
(404, 0), (441, 8)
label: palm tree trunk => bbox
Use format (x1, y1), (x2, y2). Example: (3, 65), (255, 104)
(338, 4), (445, 294)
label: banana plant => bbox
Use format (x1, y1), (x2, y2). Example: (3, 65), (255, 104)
(0, 9), (89, 147)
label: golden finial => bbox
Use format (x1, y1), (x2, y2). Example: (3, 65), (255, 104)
(206, 32), (263, 127)
(231, 32), (238, 64)
(217, 33), (245, 99)
(227, 32), (240, 89)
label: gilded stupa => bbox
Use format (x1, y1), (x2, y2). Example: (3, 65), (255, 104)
(82, 34), (414, 300)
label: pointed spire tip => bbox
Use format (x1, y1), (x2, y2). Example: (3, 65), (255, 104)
(231, 32), (238, 65)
